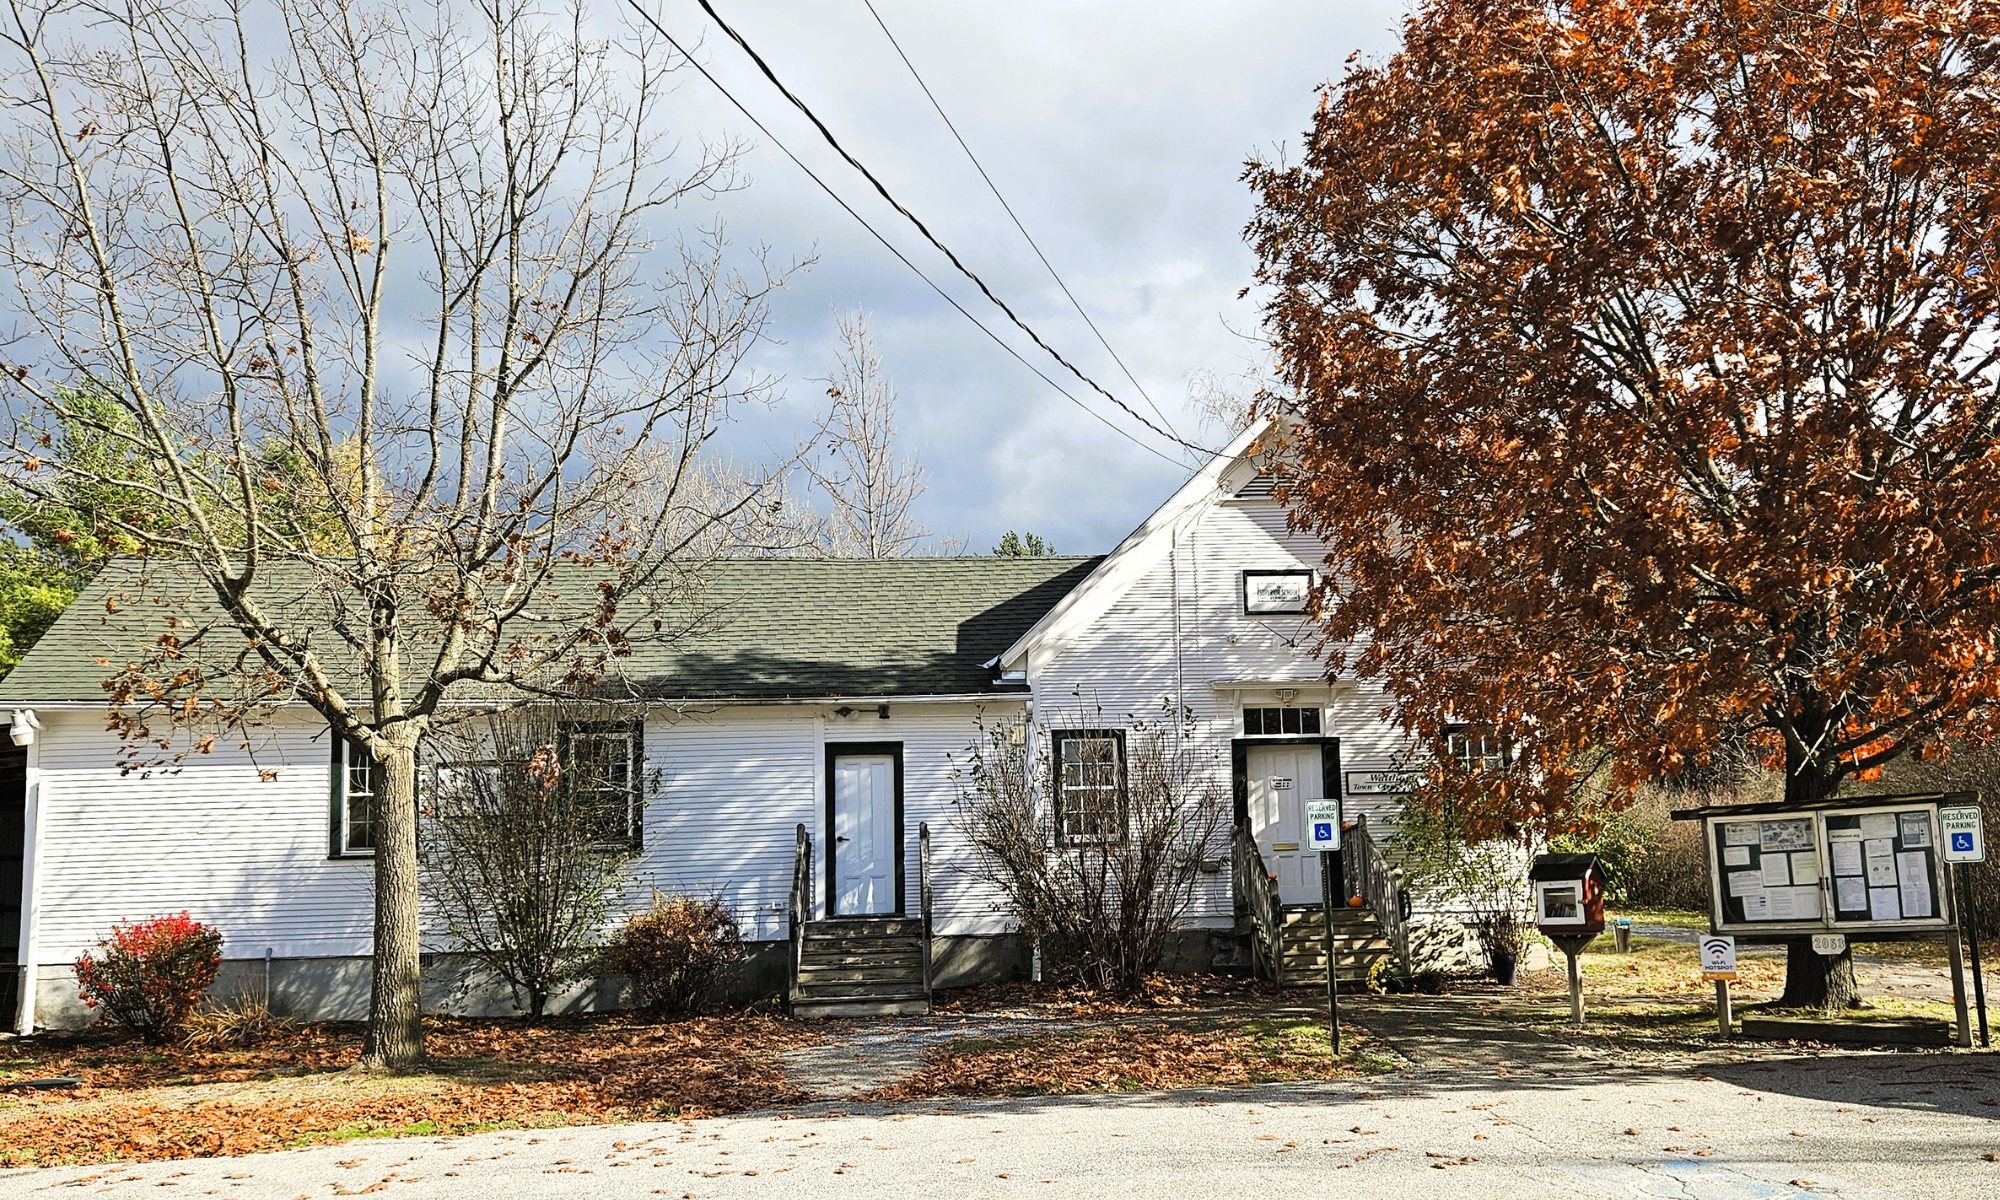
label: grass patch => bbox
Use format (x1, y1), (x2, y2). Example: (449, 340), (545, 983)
(1607, 907), (1710, 929)
(1506, 928), (1959, 1048)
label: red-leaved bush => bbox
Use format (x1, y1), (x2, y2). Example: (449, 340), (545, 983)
(73, 913), (224, 1043)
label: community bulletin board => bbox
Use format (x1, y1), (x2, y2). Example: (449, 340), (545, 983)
(1703, 801), (1954, 937)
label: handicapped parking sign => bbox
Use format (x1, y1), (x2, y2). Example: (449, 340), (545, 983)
(1942, 805), (1986, 864)
(1305, 800), (1341, 852)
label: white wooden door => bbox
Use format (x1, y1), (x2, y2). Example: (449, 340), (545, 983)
(1247, 745), (1328, 905)
(832, 753), (898, 915)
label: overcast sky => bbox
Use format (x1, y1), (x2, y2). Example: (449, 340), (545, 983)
(650, 0), (1408, 554)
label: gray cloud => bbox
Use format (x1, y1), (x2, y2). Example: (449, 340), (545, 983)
(650, 0), (1408, 552)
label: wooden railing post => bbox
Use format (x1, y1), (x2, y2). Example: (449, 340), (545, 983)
(787, 823), (810, 1004)
(918, 821), (935, 996)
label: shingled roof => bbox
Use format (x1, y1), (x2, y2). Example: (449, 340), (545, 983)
(0, 555), (1102, 704)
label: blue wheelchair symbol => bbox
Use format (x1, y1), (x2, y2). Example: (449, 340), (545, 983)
(1954, 832), (1976, 853)
(1313, 822), (1335, 843)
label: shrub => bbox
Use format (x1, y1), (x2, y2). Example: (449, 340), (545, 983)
(951, 705), (1231, 992)
(418, 705), (646, 1019)
(604, 895), (742, 1014)
(73, 913), (223, 1044)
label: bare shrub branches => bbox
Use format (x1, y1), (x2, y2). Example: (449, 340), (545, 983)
(951, 704), (1229, 991)
(417, 703), (646, 1019)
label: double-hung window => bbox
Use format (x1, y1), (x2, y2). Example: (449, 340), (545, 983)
(1052, 728), (1126, 844)
(331, 736), (379, 857)
(560, 721), (644, 848)
(1446, 725), (1511, 773)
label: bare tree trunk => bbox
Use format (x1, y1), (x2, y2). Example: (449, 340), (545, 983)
(1774, 760), (1860, 1012)
(362, 735), (424, 1071)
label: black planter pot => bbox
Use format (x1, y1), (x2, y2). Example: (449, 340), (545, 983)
(1490, 951), (1519, 986)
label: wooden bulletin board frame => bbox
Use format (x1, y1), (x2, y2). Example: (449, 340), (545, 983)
(1688, 794), (1965, 939)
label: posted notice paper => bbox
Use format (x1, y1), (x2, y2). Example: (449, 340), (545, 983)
(1897, 851), (1933, 918)
(1741, 892), (1773, 920)
(1791, 850), (1821, 882)
(1870, 886), (1902, 921)
(1723, 845), (1752, 867)
(1761, 855), (1792, 887)
(1899, 812), (1932, 848)
(1861, 813), (1898, 841)
(1776, 884), (1824, 924)
(1762, 820), (1814, 852)
(1836, 876), (1868, 912)
(1724, 822), (1760, 846)
(1728, 871), (1766, 898)
(1866, 840), (1898, 886)
(1767, 888), (1800, 920)
(1830, 840), (1865, 877)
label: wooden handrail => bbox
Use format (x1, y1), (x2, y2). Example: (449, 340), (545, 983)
(1232, 824), (1283, 980)
(787, 822), (811, 1003)
(1341, 814), (1411, 976)
(918, 821), (934, 996)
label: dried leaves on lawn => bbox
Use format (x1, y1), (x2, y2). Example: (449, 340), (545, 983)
(875, 1018), (1385, 1100)
(932, 974), (1284, 1017)
(0, 1011), (821, 1167)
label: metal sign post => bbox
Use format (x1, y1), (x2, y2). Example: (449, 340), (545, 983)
(1318, 850), (1341, 1054)
(1308, 803), (1343, 1055)
(1957, 865), (1988, 1049)
(1942, 804), (1988, 1048)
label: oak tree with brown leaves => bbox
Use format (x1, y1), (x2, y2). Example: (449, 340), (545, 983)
(1250, 0), (2000, 1008)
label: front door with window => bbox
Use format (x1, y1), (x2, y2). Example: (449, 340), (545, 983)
(830, 751), (899, 915)
(1247, 744), (1330, 905)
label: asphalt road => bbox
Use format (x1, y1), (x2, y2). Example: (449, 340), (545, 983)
(9, 1052), (2000, 1199)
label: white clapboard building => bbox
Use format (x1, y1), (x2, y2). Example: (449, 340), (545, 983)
(0, 423), (1465, 1027)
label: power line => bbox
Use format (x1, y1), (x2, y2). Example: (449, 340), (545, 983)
(618, 0), (1185, 467)
(688, 0), (1215, 459)
(860, 0), (1188, 447)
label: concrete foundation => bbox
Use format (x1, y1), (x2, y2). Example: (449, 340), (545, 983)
(28, 933), (1035, 1030)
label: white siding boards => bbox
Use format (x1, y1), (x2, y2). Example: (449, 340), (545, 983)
(641, 703), (1014, 942)
(997, 422), (1428, 926)
(0, 418), (1454, 1028)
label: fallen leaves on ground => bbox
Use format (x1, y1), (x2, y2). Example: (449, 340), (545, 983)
(931, 974), (1286, 1017)
(870, 1018), (1387, 1100)
(0, 1011), (822, 1167)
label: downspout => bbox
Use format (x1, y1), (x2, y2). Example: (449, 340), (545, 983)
(13, 711), (43, 1035)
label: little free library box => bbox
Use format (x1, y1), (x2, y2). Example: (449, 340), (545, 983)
(1671, 792), (1971, 940)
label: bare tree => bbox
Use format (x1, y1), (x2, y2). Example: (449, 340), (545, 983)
(419, 703), (645, 1020)
(0, 0), (794, 1068)
(951, 703), (1229, 992)
(805, 311), (933, 558)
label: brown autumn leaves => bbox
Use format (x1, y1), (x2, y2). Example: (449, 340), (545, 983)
(1250, 0), (2000, 837)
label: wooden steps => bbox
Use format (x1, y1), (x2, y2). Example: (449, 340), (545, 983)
(790, 917), (929, 1018)
(1258, 904), (1391, 988)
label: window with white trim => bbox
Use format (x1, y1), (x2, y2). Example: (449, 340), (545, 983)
(1052, 728), (1125, 844)
(332, 737), (378, 856)
(1447, 726), (1511, 773)
(561, 722), (643, 847)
